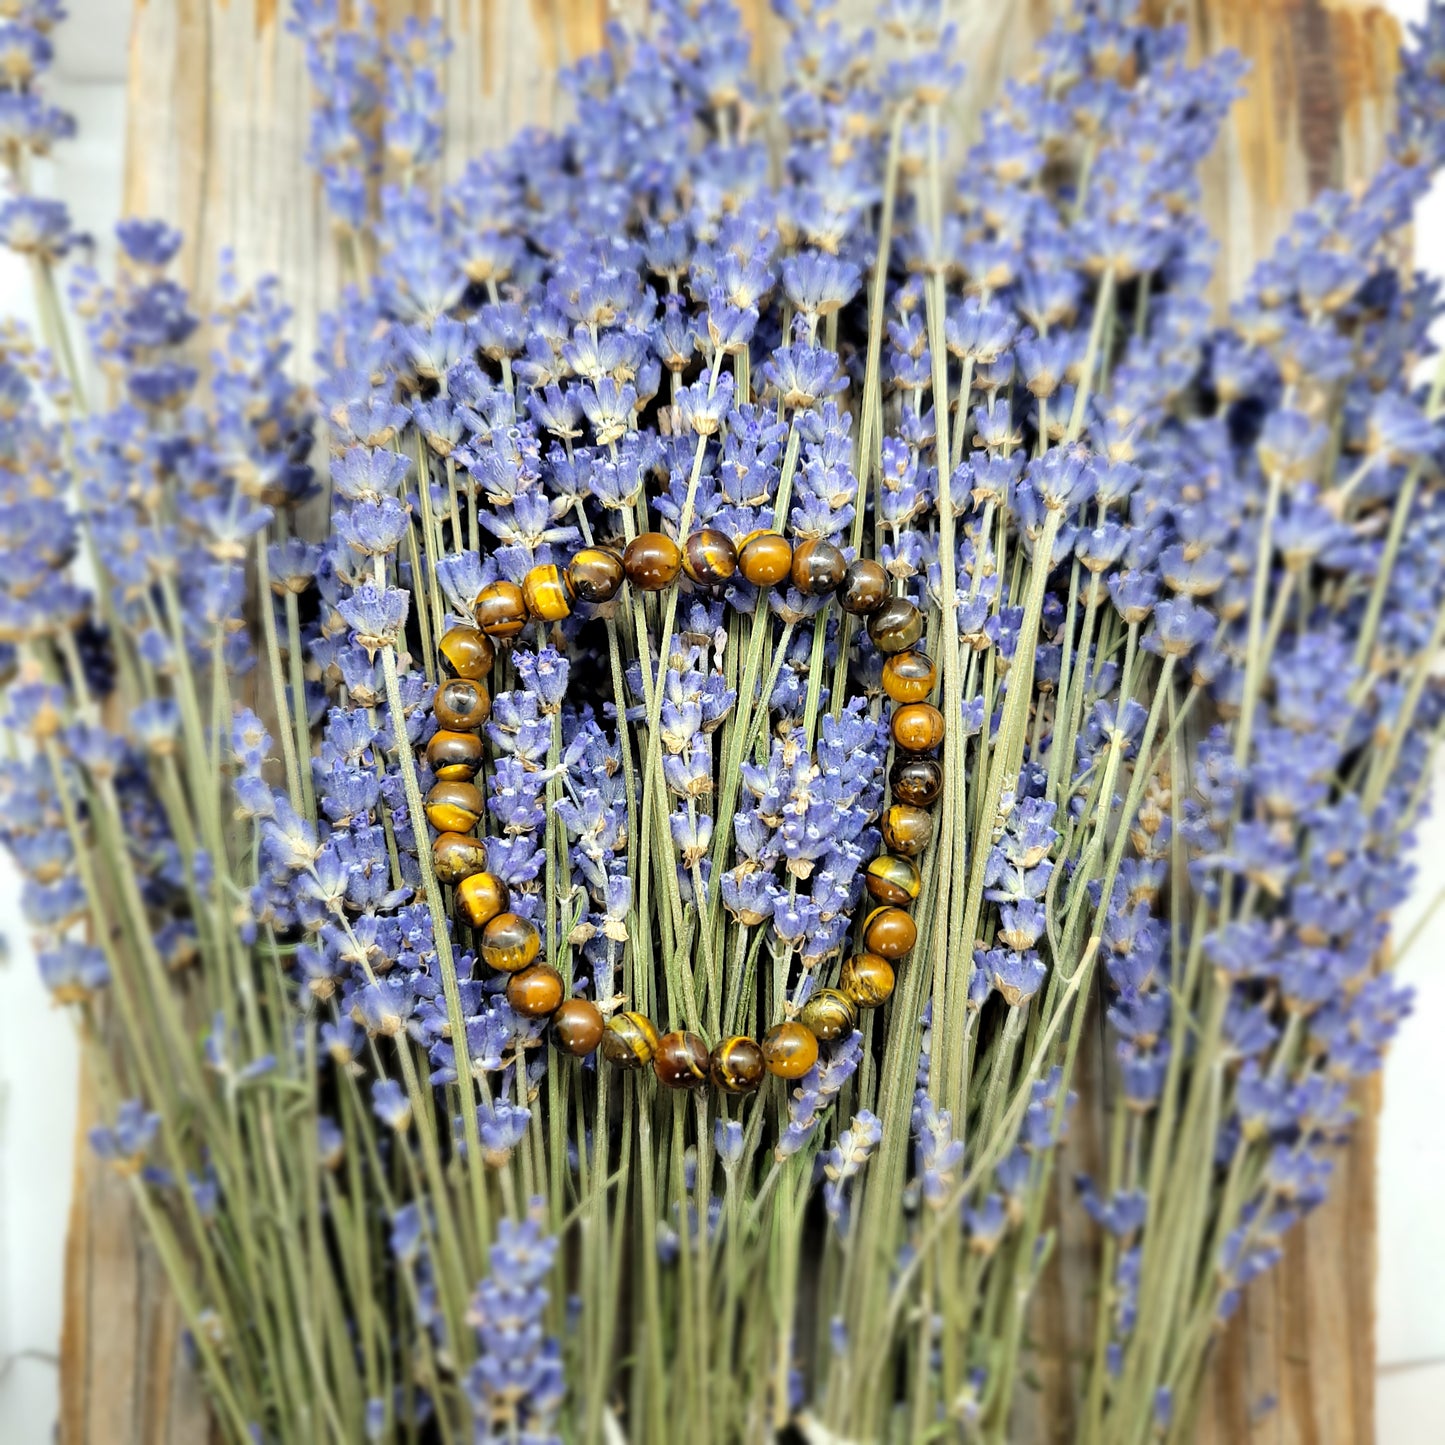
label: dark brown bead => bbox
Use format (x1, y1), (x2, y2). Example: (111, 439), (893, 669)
(474, 581), (529, 639)
(433, 832), (488, 885)
(601, 1011), (661, 1069)
(455, 872), (510, 930)
(522, 564), (574, 622)
(439, 625), (495, 680)
(552, 998), (606, 1057)
(737, 530), (793, 587)
(839, 558), (890, 615)
(480, 912), (541, 973)
(892, 702), (946, 755)
(710, 1036), (766, 1095)
(434, 678), (491, 730)
(653, 1030), (711, 1089)
(426, 729), (483, 781)
(623, 531), (682, 591)
(868, 596), (924, 654)
(790, 538), (847, 596)
(890, 756), (943, 807)
(681, 528), (738, 587)
(840, 952), (896, 1009)
(863, 905), (917, 961)
(864, 853), (922, 906)
(567, 547), (626, 603)
(424, 780), (484, 834)
(881, 650), (936, 704)
(799, 987), (857, 1042)
(761, 1021), (819, 1079)
(882, 803), (934, 857)
(507, 963), (565, 1018)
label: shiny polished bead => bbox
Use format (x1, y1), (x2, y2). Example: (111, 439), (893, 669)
(681, 528), (738, 586)
(433, 832), (488, 885)
(522, 563), (574, 622)
(424, 780), (484, 834)
(623, 531), (682, 591)
(434, 677), (491, 730)
(601, 1011), (661, 1069)
(439, 625), (495, 680)
(761, 1021), (819, 1079)
(653, 1031), (711, 1089)
(863, 905), (917, 961)
(882, 650), (936, 703)
(474, 581), (529, 639)
(868, 596), (924, 654)
(710, 1036), (766, 1094)
(552, 998), (606, 1057)
(567, 547), (626, 603)
(455, 871), (510, 929)
(737, 530), (793, 586)
(890, 756), (943, 807)
(838, 558), (889, 615)
(507, 963), (565, 1018)
(892, 702), (946, 754)
(841, 952), (896, 1009)
(480, 912), (541, 973)
(799, 988), (857, 1042)
(864, 853), (922, 905)
(790, 538), (847, 596)
(882, 803), (934, 857)
(426, 729), (483, 780)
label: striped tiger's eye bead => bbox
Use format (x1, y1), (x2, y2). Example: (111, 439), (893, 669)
(882, 803), (934, 857)
(790, 538), (847, 596)
(838, 558), (889, 615)
(681, 528), (738, 587)
(841, 952), (896, 1009)
(864, 853), (921, 905)
(868, 596), (923, 654)
(433, 677), (491, 730)
(882, 650), (936, 703)
(710, 1036), (766, 1094)
(424, 780), (484, 834)
(439, 625), (495, 680)
(799, 988), (857, 1042)
(455, 871), (510, 929)
(737, 530), (793, 587)
(480, 912), (541, 973)
(863, 905), (917, 961)
(890, 756), (943, 807)
(474, 580), (529, 639)
(623, 531), (682, 591)
(433, 832), (488, 885)
(892, 702), (946, 754)
(426, 729), (483, 780)
(567, 547), (626, 604)
(601, 1012), (661, 1069)
(522, 563), (574, 622)
(507, 963), (565, 1018)
(761, 1021), (819, 1079)
(552, 998), (606, 1057)
(653, 1031), (711, 1089)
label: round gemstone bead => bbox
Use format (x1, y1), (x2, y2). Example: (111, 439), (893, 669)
(863, 905), (917, 961)
(890, 756), (943, 807)
(761, 1021), (819, 1079)
(710, 1036), (766, 1095)
(552, 998), (606, 1057)
(681, 528), (738, 587)
(474, 581), (529, 639)
(439, 625), (495, 680)
(653, 1030), (711, 1089)
(601, 1011), (661, 1069)
(432, 832), (488, 885)
(868, 597), (924, 654)
(480, 912), (541, 973)
(433, 677), (491, 730)
(790, 538), (847, 596)
(892, 702), (946, 754)
(882, 803), (934, 857)
(455, 871), (510, 929)
(426, 729), (483, 781)
(623, 532), (682, 591)
(567, 547), (626, 604)
(881, 650), (936, 703)
(840, 952), (896, 1009)
(507, 963), (565, 1018)
(521, 563), (574, 622)
(799, 987), (857, 1042)
(424, 780), (484, 834)
(864, 853), (922, 906)
(737, 530), (793, 587)
(838, 558), (889, 615)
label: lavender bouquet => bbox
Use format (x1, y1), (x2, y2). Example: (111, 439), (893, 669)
(2, 0), (1443, 1440)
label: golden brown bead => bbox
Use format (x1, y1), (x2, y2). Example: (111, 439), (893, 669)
(433, 832), (488, 885)
(521, 564), (574, 623)
(480, 912), (541, 973)
(426, 729), (483, 781)
(737, 530), (793, 587)
(710, 1036), (766, 1095)
(424, 780), (484, 834)
(839, 558), (890, 615)
(653, 1030), (711, 1089)
(864, 853), (922, 906)
(892, 702), (946, 755)
(890, 756), (943, 807)
(863, 905), (917, 961)
(799, 987), (858, 1042)
(439, 625), (495, 680)
(761, 1021), (820, 1079)
(681, 528), (738, 587)
(790, 538), (847, 596)
(868, 596), (923, 654)
(622, 531), (682, 591)
(552, 998), (606, 1057)
(882, 803), (934, 857)
(567, 547), (626, 603)
(455, 871), (510, 929)
(601, 1011), (661, 1069)
(840, 952), (896, 1009)
(434, 677), (491, 730)
(507, 963), (565, 1018)
(881, 650), (936, 704)
(474, 581), (529, 639)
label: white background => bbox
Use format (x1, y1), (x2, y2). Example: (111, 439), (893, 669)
(0, 3), (1442, 1441)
